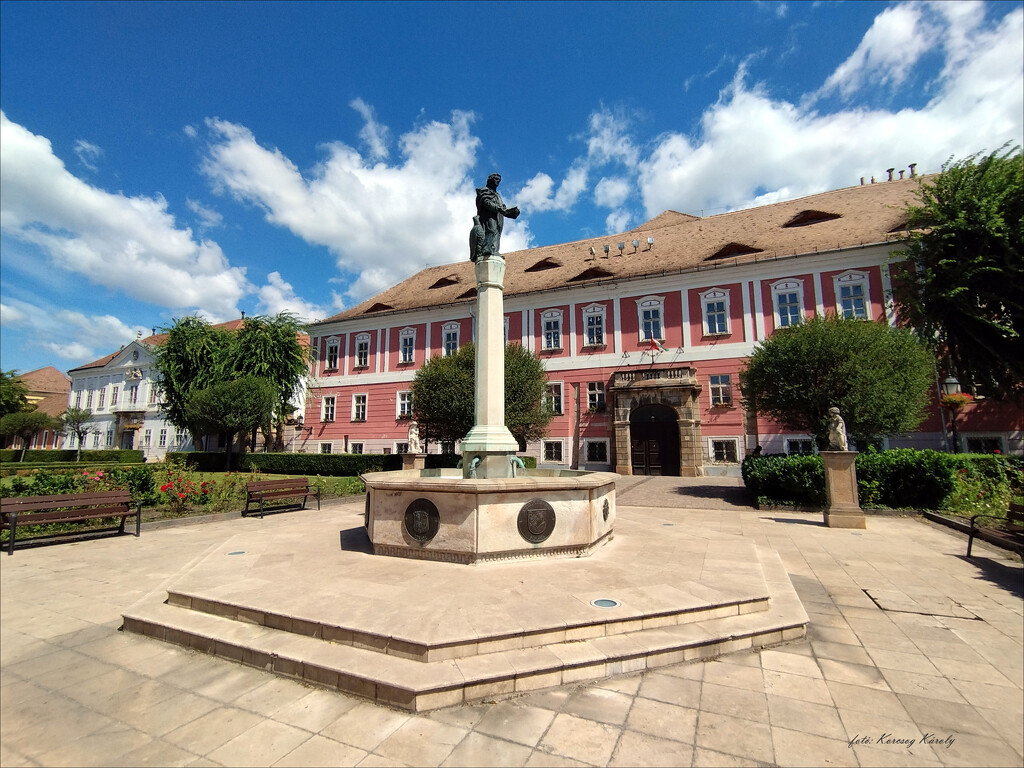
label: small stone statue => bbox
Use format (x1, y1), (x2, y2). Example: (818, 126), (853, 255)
(407, 420), (421, 453)
(827, 407), (848, 451)
(471, 173), (519, 261)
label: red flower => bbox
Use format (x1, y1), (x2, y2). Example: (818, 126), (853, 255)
(178, 493), (186, 499)
(160, 483), (172, 492)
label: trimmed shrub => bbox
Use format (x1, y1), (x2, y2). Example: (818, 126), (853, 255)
(0, 449), (143, 464)
(165, 451), (242, 472)
(4, 464), (157, 505)
(854, 449), (957, 509)
(741, 454), (825, 506)
(239, 452), (403, 476)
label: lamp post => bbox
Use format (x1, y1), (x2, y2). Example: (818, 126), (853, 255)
(940, 377), (973, 454)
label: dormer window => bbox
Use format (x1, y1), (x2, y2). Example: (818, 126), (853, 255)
(707, 242), (763, 261)
(569, 267), (615, 282)
(525, 257), (562, 272)
(783, 210), (841, 228)
(429, 275), (460, 289)
(364, 302), (394, 313)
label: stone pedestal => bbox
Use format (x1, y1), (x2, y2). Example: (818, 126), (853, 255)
(401, 453), (426, 471)
(822, 451), (865, 529)
(460, 255), (518, 478)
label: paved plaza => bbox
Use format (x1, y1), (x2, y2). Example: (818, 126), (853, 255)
(2, 476), (1022, 767)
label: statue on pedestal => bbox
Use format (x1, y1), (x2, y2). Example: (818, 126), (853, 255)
(827, 407), (849, 451)
(471, 173), (519, 261)
(407, 420), (421, 454)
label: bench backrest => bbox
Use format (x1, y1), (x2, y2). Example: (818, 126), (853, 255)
(1009, 502), (1024, 527)
(1, 490), (133, 515)
(246, 479), (309, 492)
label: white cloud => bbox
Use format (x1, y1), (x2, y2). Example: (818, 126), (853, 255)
(638, 4), (1023, 218)
(604, 210), (631, 234)
(0, 112), (251, 320)
(183, 124), (198, 138)
(820, 3), (936, 99)
(73, 139), (103, 172)
(350, 98), (391, 160)
(517, 166), (588, 212)
(186, 198), (223, 229)
(2, 297), (147, 364)
(594, 177), (631, 209)
(257, 271), (328, 322)
(200, 109), (531, 304)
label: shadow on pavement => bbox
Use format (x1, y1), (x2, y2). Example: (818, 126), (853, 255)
(672, 484), (754, 508)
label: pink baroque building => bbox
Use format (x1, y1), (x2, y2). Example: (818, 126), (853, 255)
(303, 176), (1022, 475)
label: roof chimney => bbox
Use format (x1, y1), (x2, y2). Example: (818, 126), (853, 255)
(241, 310), (246, 320)
(886, 168), (895, 182)
(151, 328), (156, 337)
(899, 170), (905, 180)
(909, 163), (917, 178)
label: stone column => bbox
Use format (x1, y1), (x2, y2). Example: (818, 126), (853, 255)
(460, 255), (519, 478)
(822, 451), (865, 528)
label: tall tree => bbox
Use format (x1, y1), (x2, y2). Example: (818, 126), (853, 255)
(184, 377), (278, 470)
(411, 343), (554, 449)
(739, 316), (936, 449)
(225, 312), (309, 450)
(59, 406), (95, 461)
(0, 411), (55, 461)
(0, 370), (30, 418)
(151, 317), (233, 449)
(892, 145), (1023, 398)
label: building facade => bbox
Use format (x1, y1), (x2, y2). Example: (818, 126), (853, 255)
(304, 176), (1021, 472)
(0, 366), (71, 451)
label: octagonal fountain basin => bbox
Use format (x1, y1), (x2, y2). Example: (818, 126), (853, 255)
(360, 468), (617, 564)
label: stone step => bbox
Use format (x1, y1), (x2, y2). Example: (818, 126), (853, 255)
(122, 547), (806, 712)
(162, 587), (770, 663)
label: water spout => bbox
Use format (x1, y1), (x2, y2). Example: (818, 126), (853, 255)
(510, 456), (526, 477)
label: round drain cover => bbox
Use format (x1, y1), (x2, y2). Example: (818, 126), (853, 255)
(591, 598), (621, 608)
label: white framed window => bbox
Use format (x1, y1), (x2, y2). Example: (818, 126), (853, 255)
(787, 439), (815, 456)
(159, 429), (167, 447)
(587, 382), (606, 412)
(97, 389), (106, 410)
(585, 439), (609, 463)
(399, 328), (416, 364)
(834, 271), (870, 319)
(127, 386), (139, 406)
(354, 333), (370, 367)
(350, 442), (364, 454)
(709, 374), (732, 406)
(105, 430), (113, 447)
(111, 386), (119, 405)
(395, 442), (410, 454)
(74, 390), (82, 408)
(85, 390), (94, 409)
(636, 296), (664, 341)
(543, 440), (564, 463)
(544, 382), (563, 416)
(325, 337), (340, 369)
(701, 288), (730, 335)
(772, 279), (803, 328)
(541, 309), (563, 350)
(320, 442), (333, 454)
(143, 429), (152, 447)
(352, 394), (367, 421)
(397, 391), (413, 419)
(93, 432), (101, 448)
(442, 322), (460, 356)
(322, 395), (336, 422)
(582, 303), (606, 346)
(710, 438), (739, 463)
(148, 385), (160, 405)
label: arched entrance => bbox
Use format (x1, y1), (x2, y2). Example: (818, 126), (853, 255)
(629, 404), (680, 476)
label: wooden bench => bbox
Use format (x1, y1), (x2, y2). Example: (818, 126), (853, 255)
(244, 478), (320, 519)
(1, 490), (141, 556)
(967, 502), (1024, 557)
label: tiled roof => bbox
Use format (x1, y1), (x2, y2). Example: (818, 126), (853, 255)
(32, 392), (69, 418)
(17, 366), (71, 395)
(319, 177), (925, 325)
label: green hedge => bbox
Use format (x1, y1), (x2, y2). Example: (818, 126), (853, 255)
(742, 449), (1019, 515)
(165, 451), (240, 472)
(0, 449), (143, 464)
(0, 461), (148, 477)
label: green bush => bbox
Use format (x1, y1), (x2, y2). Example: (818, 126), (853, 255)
(742, 450), (1017, 513)
(0, 449), (143, 464)
(165, 451), (242, 472)
(239, 452), (403, 476)
(3, 464), (157, 505)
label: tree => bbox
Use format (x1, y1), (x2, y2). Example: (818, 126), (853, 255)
(59, 407), (95, 461)
(0, 411), (55, 461)
(739, 316), (936, 449)
(0, 370), (30, 418)
(225, 312), (308, 451)
(152, 317), (233, 448)
(410, 343), (554, 449)
(184, 377), (277, 470)
(892, 145), (1023, 398)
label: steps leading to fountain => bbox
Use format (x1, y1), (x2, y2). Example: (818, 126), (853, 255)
(122, 543), (806, 712)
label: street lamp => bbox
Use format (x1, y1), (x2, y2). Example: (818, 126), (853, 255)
(940, 377), (973, 454)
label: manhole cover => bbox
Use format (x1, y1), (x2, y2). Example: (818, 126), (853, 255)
(591, 598), (621, 608)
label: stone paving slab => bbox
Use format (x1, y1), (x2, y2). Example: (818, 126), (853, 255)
(2, 479), (1022, 766)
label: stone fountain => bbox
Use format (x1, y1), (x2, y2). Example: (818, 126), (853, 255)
(361, 173), (617, 563)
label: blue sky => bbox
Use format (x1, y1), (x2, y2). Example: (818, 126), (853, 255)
(2, 0), (1022, 375)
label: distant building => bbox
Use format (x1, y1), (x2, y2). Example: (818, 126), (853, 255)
(304, 175), (1021, 474)
(63, 320), (309, 461)
(0, 366), (71, 451)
